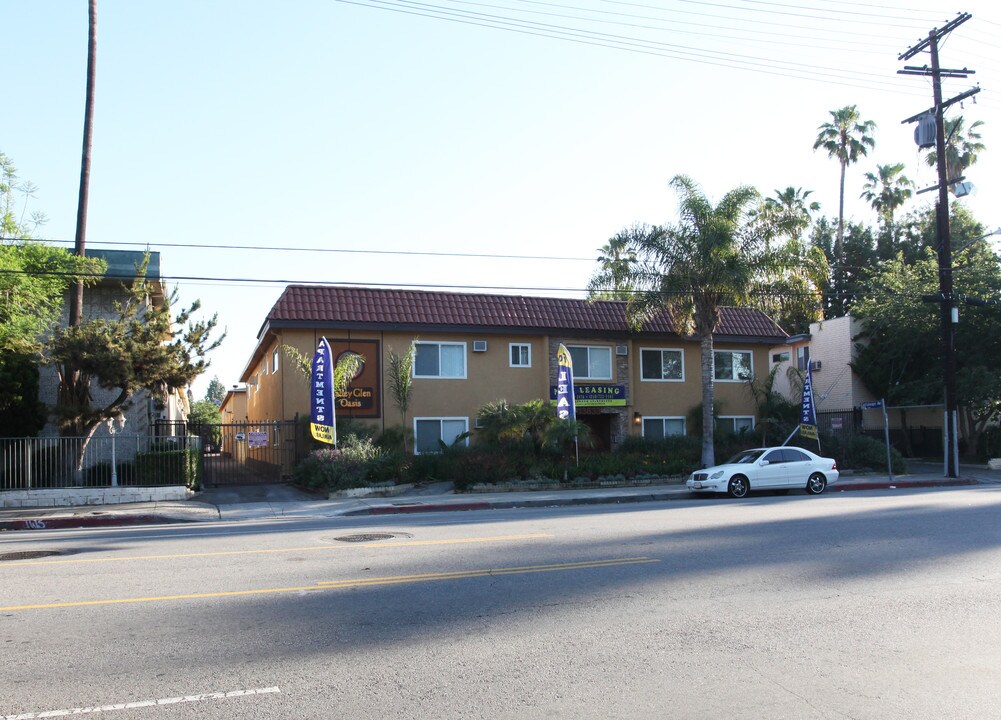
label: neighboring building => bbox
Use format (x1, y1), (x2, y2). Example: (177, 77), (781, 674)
(37, 249), (189, 450)
(769, 315), (873, 410)
(238, 286), (788, 454)
(770, 315), (941, 441)
(220, 385), (248, 424)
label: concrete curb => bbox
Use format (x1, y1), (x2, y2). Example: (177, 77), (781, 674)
(0, 476), (989, 529)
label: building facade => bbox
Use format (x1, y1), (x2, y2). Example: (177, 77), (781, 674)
(238, 286), (788, 453)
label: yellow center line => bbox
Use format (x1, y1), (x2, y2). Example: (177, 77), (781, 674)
(0, 534), (552, 567)
(0, 557), (658, 612)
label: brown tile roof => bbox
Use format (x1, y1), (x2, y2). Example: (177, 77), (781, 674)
(265, 285), (787, 341)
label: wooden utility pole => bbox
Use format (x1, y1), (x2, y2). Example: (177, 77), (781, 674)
(898, 12), (977, 478)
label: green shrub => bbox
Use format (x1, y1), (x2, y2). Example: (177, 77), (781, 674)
(800, 433), (906, 474)
(976, 426), (1001, 462)
(449, 448), (537, 489)
(134, 449), (201, 488)
(293, 435), (402, 491)
(83, 461), (138, 486)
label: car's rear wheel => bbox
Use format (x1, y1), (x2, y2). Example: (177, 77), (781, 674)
(728, 475), (749, 498)
(806, 472), (827, 495)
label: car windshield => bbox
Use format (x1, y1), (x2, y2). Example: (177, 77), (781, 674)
(726, 449), (766, 465)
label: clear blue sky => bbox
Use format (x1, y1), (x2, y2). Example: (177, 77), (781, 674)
(3, 0), (998, 399)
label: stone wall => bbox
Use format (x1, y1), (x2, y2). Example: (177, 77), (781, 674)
(1, 486), (192, 508)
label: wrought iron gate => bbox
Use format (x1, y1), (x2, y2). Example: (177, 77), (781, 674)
(160, 420), (306, 487)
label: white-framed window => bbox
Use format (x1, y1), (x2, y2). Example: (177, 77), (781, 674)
(272, 348), (280, 374)
(414, 342), (467, 379)
(414, 417), (469, 455)
(509, 343), (532, 368)
(640, 348), (684, 381)
(772, 351), (790, 364)
(713, 350), (753, 381)
(567, 345), (612, 380)
(641, 416), (686, 439)
(718, 416), (755, 434)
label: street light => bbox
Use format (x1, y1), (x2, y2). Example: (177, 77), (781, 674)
(955, 227), (1001, 253)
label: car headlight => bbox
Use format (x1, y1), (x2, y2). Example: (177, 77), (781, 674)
(710, 471), (724, 480)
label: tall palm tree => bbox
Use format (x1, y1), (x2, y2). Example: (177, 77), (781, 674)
(813, 106), (877, 268)
(70, 0), (97, 328)
(924, 116), (985, 186)
(589, 175), (761, 468)
(589, 230), (638, 300)
(861, 163), (914, 228)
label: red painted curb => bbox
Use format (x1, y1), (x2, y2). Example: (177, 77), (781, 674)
(836, 479), (976, 491)
(1, 515), (173, 532)
(367, 502), (492, 515)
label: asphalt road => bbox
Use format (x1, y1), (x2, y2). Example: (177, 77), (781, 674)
(3, 486), (1001, 719)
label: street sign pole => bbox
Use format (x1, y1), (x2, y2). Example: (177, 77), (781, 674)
(882, 400), (893, 482)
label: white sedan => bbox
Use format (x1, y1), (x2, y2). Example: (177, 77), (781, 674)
(686, 447), (839, 498)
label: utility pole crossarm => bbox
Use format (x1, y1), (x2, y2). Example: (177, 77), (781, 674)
(898, 12), (972, 60)
(902, 87), (981, 125)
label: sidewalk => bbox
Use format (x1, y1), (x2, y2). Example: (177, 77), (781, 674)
(2, 469), (996, 532)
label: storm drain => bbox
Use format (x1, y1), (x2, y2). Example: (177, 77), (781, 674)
(0, 551), (61, 562)
(326, 532), (413, 543)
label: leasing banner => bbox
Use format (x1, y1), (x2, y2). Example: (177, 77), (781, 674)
(556, 343), (577, 422)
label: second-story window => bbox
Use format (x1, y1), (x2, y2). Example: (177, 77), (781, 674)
(640, 348), (684, 381)
(567, 345), (612, 380)
(414, 342), (467, 379)
(714, 350), (753, 381)
(510, 343), (531, 368)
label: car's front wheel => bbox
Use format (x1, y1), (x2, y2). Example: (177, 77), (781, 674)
(728, 475), (750, 498)
(806, 472), (827, 495)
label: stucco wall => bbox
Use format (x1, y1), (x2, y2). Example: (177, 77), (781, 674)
(245, 327), (772, 448)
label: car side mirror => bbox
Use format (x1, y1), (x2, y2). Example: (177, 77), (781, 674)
(759, 460), (770, 466)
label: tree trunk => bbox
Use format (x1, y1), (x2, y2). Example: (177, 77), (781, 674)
(70, 0), (97, 328)
(700, 331), (715, 468)
(835, 159), (846, 314)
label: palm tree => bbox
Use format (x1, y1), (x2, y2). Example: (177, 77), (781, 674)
(589, 175), (761, 468)
(813, 106), (877, 267)
(752, 186), (820, 250)
(589, 230), (638, 300)
(861, 163), (914, 228)
(70, 0), (97, 328)
(924, 116), (985, 186)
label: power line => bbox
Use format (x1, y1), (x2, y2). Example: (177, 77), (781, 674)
(27, 237), (598, 263)
(0, 267), (986, 304)
(336, 0), (933, 95)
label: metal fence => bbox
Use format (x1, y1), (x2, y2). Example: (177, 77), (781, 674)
(0, 435), (202, 490)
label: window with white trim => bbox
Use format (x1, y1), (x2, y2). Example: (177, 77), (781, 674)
(414, 417), (469, 455)
(772, 351), (790, 364)
(509, 343), (531, 368)
(414, 342), (467, 379)
(640, 348), (684, 381)
(713, 350), (753, 381)
(567, 345), (612, 380)
(641, 416), (686, 439)
(272, 348), (280, 374)
(718, 416), (755, 434)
